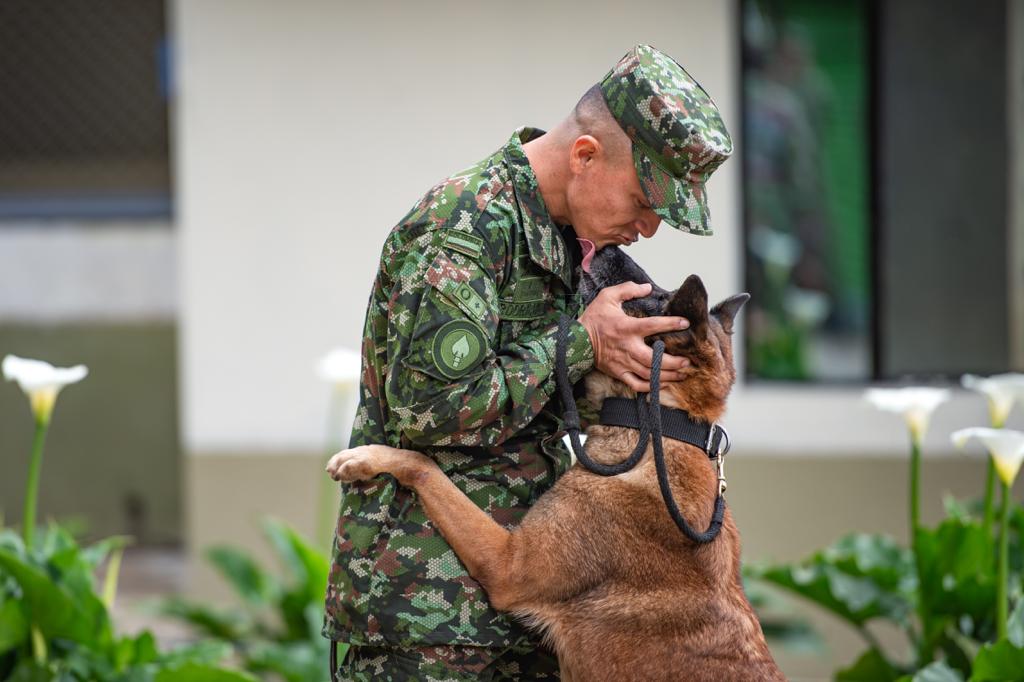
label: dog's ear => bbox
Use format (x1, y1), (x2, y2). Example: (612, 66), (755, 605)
(710, 293), (750, 335)
(666, 275), (709, 332)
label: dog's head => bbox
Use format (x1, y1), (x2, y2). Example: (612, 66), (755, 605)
(582, 247), (749, 423)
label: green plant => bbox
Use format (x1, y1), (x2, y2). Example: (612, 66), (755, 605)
(1, 354), (257, 681)
(0, 521), (257, 681)
(747, 382), (1024, 681)
(159, 519), (337, 682)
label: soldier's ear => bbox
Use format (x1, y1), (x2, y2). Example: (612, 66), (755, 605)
(569, 135), (599, 174)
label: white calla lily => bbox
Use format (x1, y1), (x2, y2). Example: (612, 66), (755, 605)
(3, 354), (88, 423)
(864, 387), (951, 443)
(961, 373), (1024, 427)
(951, 427), (1024, 487)
(316, 347), (362, 389)
(952, 426), (1024, 638)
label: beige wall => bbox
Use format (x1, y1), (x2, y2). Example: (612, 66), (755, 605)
(173, 0), (1001, 460)
(173, 0), (744, 455)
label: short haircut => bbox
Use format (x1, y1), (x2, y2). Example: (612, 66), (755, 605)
(570, 84), (632, 163)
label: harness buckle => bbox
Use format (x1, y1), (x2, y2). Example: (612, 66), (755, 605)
(705, 424), (731, 457)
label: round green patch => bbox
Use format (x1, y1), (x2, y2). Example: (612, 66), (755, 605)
(432, 320), (486, 379)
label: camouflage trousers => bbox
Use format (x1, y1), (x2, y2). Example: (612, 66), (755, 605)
(333, 643), (560, 681)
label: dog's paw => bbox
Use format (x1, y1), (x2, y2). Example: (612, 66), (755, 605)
(326, 446), (382, 482)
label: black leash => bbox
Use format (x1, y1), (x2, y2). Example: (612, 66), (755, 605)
(555, 316), (727, 544)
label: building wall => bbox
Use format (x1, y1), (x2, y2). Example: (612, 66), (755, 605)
(172, 0), (740, 455)
(173, 0), (999, 460)
(0, 224), (180, 544)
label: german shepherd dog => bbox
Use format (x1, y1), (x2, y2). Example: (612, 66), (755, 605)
(328, 248), (785, 681)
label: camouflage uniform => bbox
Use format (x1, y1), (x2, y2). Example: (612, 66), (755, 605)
(323, 125), (594, 658)
(323, 44), (732, 679)
(336, 643), (560, 682)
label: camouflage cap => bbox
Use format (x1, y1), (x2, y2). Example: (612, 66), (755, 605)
(600, 44), (732, 235)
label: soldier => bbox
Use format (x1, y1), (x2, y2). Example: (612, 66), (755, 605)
(324, 44), (733, 681)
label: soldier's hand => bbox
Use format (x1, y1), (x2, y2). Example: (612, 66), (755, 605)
(578, 282), (690, 393)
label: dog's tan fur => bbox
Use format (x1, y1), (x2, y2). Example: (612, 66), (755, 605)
(328, 276), (784, 681)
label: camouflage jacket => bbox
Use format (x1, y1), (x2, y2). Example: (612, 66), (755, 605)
(323, 127), (595, 649)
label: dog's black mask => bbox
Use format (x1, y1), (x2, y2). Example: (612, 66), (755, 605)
(579, 246), (671, 317)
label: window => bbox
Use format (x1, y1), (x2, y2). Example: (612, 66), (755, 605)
(742, 0), (1017, 381)
(0, 0), (171, 220)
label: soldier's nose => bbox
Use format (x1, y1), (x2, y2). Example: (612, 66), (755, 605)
(637, 216), (659, 239)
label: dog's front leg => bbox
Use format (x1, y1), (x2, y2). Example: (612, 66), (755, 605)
(327, 445), (521, 610)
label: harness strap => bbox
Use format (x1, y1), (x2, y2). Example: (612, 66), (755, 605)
(599, 397), (727, 458)
(556, 315), (726, 544)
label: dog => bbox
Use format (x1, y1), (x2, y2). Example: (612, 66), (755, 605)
(328, 248), (784, 681)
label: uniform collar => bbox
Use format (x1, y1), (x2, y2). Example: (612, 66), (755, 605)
(503, 127), (573, 288)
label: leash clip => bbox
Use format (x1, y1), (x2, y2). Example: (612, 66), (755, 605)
(707, 424), (730, 496)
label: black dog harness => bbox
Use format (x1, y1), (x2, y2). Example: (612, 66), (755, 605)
(555, 316), (729, 544)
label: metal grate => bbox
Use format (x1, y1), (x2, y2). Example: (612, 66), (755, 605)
(0, 0), (170, 218)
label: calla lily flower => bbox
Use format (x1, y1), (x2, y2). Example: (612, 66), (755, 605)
(952, 427), (1024, 487)
(316, 347), (361, 389)
(864, 387), (951, 443)
(961, 373), (1024, 427)
(3, 354), (88, 424)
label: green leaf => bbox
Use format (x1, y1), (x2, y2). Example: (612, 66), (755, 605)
(824, 533), (916, 594)
(915, 520), (997, 625)
(752, 533), (914, 630)
(262, 519), (328, 600)
(971, 639), (1024, 681)
(0, 530), (26, 555)
(0, 546), (110, 646)
(742, 577), (825, 653)
(112, 630), (160, 670)
(262, 519), (329, 638)
(157, 597), (251, 640)
(205, 546), (278, 606)
(38, 524), (76, 559)
(835, 647), (900, 681)
(1008, 599), (1024, 648)
(943, 495), (979, 523)
(245, 639), (325, 682)
(81, 535), (133, 570)
(911, 661), (964, 682)
(154, 663), (257, 682)
(936, 626), (976, 678)
(0, 598), (28, 653)
(5, 660), (54, 682)
(157, 639), (234, 667)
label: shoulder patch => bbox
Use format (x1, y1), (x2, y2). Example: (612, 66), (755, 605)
(432, 320), (486, 379)
(442, 231), (484, 259)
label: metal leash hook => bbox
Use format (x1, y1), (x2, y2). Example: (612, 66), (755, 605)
(716, 455), (727, 496)
(710, 424), (730, 496)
